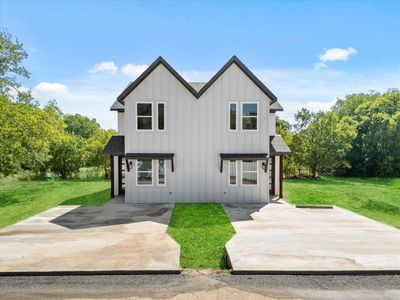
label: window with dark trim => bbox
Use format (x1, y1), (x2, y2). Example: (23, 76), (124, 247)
(157, 102), (165, 131)
(136, 103), (152, 130)
(229, 102), (237, 131)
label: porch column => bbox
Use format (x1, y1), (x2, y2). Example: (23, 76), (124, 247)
(110, 156), (114, 198)
(113, 156), (119, 196)
(279, 156), (284, 199)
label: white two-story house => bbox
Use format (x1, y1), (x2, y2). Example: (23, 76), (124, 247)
(103, 56), (290, 203)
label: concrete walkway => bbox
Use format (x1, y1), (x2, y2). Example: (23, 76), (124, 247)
(0, 197), (180, 273)
(224, 200), (400, 273)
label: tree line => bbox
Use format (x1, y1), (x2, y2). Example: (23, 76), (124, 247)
(278, 89), (400, 178)
(0, 30), (115, 179)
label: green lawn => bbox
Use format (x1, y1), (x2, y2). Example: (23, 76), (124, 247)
(167, 204), (235, 269)
(284, 176), (400, 228)
(0, 177), (110, 229)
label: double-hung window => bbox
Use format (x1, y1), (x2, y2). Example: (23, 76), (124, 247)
(241, 160), (258, 186)
(157, 159), (166, 186)
(136, 159), (153, 185)
(229, 160), (237, 185)
(157, 102), (165, 131)
(241, 102), (258, 131)
(136, 103), (152, 130)
(229, 102), (237, 131)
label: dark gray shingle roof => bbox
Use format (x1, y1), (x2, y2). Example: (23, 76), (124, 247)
(110, 100), (124, 112)
(103, 136), (125, 156)
(270, 135), (291, 156)
(270, 101), (283, 112)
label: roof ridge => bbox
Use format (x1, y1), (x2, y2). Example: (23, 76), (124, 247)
(117, 56), (277, 103)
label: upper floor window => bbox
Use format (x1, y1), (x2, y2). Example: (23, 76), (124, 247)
(241, 102), (258, 131)
(229, 102), (237, 131)
(157, 102), (165, 131)
(136, 102), (152, 130)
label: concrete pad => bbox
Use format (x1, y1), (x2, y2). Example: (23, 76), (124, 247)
(224, 201), (400, 273)
(0, 198), (180, 273)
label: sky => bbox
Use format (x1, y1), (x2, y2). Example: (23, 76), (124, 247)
(1, 0), (399, 129)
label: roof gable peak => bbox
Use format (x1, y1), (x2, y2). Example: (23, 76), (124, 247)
(117, 56), (277, 103)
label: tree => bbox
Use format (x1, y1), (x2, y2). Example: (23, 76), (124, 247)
(293, 110), (356, 178)
(85, 129), (116, 178)
(48, 135), (84, 179)
(64, 114), (101, 139)
(0, 30), (30, 95)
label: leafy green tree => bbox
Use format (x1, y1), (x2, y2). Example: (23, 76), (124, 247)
(64, 114), (101, 139)
(0, 30), (30, 95)
(85, 129), (116, 178)
(48, 135), (84, 179)
(293, 110), (356, 178)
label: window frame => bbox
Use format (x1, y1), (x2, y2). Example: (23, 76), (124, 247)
(136, 102), (153, 131)
(228, 160), (238, 186)
(156, 102), (166, 131)
(136, 159), (153, 186)
(241, 160), (259, 186)
(228, 101), (238, 132)
(156, 159), (167, 186)
(241, 102), (258, 131)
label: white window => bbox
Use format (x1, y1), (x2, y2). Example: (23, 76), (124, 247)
(157, 159), (166, 186)
(241, 160), (258, 186)
(157, 102), (165, 131)
(229, 102), (237, 131)
(241, 102), (258, 131)
(136, 159), (153, 186)
(228, 160), (237, 186)
(136, 102), (152, 131)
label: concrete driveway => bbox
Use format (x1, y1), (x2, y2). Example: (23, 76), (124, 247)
(0, 197), (180, 274)
(224, 200), (400, 273)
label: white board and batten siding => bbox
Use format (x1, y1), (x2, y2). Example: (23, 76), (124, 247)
(124, 63), (271, 203)
(117, 112), (125, 135)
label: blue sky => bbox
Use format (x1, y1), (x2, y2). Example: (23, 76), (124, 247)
(1, 0), (399, 129)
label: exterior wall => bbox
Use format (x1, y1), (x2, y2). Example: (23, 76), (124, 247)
(274, 156), (280, 195)
(268, 113), (276, 135)
(124, 63), (271, 203)
(117, 112), (125, 135)
(113, 156), (119, 196)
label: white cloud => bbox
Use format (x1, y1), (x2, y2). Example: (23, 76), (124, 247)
(314, 47), (358, 70)
(121, 64), (149, 78)
(305, 99), (337, 112)
(89, 61), (118, 74)
(33, 82), (68, 95)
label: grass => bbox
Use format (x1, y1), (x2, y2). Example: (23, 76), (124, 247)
(284, 176), (400, 228)
(0, 177), (110, 229)
(167, 204), (235, 269)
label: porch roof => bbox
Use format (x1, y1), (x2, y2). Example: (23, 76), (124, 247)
(102, 135), (125, 156)
(270, 135), (291, 156)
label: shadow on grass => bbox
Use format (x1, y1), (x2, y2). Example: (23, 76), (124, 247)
(60, 189), (111, 205)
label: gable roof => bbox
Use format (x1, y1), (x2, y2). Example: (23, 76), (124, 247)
(110, 100), (124, 112)
(117, 56), (277, 104)
(270, 135), (291, 156)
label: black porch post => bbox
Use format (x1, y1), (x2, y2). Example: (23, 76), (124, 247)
(110, 155), (114, 198)
(279, 156), (284, 199)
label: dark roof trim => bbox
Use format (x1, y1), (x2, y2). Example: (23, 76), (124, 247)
(220, 153), (269, 173)
(126, 153), (174, 159)
(102, 136), (125, 156)
(220, 153), (268, 160)
(117, 56), (277, 104)
(111, 108), (124, 112)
